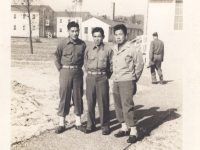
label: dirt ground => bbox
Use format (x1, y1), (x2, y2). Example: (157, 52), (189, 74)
(10, 37), (183, 150)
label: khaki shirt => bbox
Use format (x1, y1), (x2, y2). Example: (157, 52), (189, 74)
(111, 41), (144, 82)
(84, 43), (113, 73)
(54, 37), (86, 71)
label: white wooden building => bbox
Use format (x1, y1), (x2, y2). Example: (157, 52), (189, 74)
(144, 0), (200, 64)
(11, 9), (39, 37)
(81, 17), (143, 42)
(55, 11), (91, 38)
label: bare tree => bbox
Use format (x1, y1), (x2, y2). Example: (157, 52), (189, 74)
(12, 0), (42, 54)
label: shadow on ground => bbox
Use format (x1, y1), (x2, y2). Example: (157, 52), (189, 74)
(154, 80), (174, 85)
(83, 104), (181, 141)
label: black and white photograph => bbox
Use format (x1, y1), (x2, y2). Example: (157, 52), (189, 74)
(0, 0), (200, 149)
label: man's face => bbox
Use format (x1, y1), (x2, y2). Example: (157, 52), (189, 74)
(114, 29), (126, 44)
(68, 27), (79, 40)
(92, 32), (104, 46)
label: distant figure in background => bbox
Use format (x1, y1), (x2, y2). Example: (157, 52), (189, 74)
(54, 21), (86, 134)
(148, 32), (164, 84)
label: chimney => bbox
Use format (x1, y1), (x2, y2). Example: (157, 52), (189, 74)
(110, 2), (115, 20)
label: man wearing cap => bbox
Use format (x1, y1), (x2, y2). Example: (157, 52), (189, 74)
(148, 32), (164, 84)
(83, 27), (113, 135)
(54, 21), (86, 133)
(112, 24), (144, 143)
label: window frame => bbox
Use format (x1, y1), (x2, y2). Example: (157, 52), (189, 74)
(32, 14), (35, 19)
(174, 0), (183, 30)
(84, 27), (88, 34)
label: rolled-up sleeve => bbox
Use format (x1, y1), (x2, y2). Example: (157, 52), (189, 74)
(133, 48), (144, 82)
(54, 44), (62, 71)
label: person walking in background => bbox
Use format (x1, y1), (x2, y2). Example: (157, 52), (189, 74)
(83, 27), (113, 135)
(148, 32), (164, 84)
(54, 21), (86, 134)
(112, 24), (144, 143)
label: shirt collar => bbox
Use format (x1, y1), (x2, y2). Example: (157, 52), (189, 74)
(113, 41), (131, 55)
(66, 36), (81, 45)
(93, 43), (105, 50)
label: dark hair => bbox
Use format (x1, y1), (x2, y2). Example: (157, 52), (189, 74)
(114, 24), (127, 35)
(92, 27), (105, 37)
(67, 21), (79, 30)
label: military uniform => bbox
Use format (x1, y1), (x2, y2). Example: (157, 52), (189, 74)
(149, 38), (164, 83)
(54, 37), (86, 117)
(84, 43), (113, 132)
(112, 41), (144, 127)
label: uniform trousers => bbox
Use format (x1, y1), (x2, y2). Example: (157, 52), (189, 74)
(86, 74), (110, 131)
(113, 80), (136, 127)
(150, 54), (163, 82)
(57, 68), (83, 117)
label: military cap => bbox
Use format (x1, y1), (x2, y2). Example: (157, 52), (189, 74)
(152, 32), (158, 37)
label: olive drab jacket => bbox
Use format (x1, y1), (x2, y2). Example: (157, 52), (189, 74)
(111, 41), (144, 82)
(149, 38), (164, 62)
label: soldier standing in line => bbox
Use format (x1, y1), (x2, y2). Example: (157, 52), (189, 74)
(83, 27), (113, 135)
(112, 24), (144, 143)
(54, 21), (86, 134)
(148, 32), (164, 84)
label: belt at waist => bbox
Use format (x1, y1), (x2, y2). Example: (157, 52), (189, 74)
(62, 65), (80, 69)
(87, 71), (106, 75)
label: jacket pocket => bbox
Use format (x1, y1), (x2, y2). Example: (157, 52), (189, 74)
(124, 55), (134, 71)
(88, 55), (95, 60)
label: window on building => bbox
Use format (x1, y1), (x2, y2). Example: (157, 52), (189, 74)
(33, 25), (35, 30)
(174, 0), (183, 30)
(68, 19), (70, 23)
(32, 14), (35, 19)
(14, 14), (16, 19)
(14, 25), (16, 30)
(109, 27), (112, 35)
(23, 14), (26, 19)
(84, 27), (88, 34)
(60, 19), (62, 23)
(23, 25), (25, 30)
(60, 28), (62, 32)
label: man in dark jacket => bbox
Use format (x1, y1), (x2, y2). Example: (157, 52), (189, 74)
(54, 21), (86, 134)
(148, 32), (164, 84)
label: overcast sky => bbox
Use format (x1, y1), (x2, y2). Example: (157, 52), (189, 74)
(41, 0), (147, 16)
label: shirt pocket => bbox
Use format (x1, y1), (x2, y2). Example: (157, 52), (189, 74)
(98, 56), (107, 68)
(63, 50), (72, 56)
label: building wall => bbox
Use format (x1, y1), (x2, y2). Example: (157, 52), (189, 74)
(81, 18), (110, 42)
(39, 9), (54, 37)
(145, 0), (185, 65)
(57, 17), (82, 38)
(11, 11), (39, 37)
